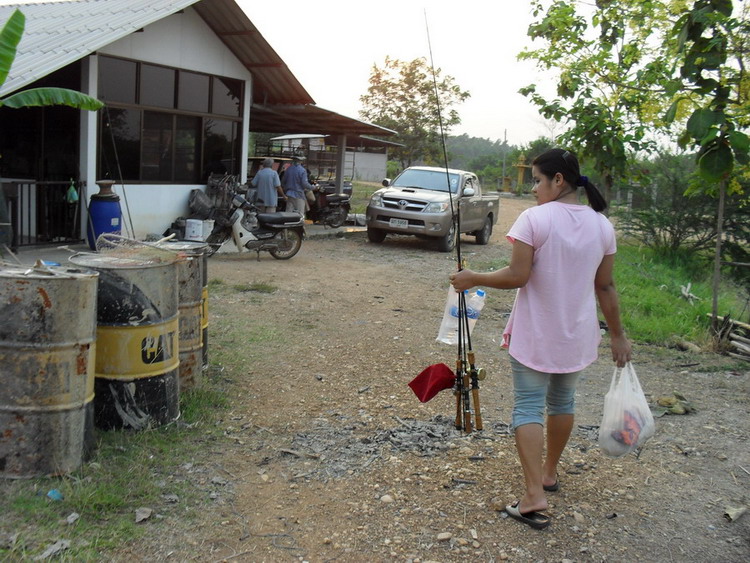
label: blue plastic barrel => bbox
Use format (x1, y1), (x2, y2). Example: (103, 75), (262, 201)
(87, 194), (122, 250)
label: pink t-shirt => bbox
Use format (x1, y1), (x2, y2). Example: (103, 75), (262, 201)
(503, 202), (616, 373)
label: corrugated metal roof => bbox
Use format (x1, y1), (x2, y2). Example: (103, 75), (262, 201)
(250, 104), (397, 137)
(0, 0), (314, 105)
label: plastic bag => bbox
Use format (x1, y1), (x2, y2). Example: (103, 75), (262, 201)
(598, 362), (655, 457)
(65, 181), (79, 204)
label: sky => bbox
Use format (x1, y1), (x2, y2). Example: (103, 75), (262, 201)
(244, 1), (548, 146)
(5, 0), (550, 146)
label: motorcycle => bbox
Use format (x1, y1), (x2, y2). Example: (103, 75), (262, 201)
(205, 193), (304, 259)
(305, 182), (352, 228)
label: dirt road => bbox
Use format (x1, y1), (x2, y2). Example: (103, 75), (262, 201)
(130, 195), (749, 562)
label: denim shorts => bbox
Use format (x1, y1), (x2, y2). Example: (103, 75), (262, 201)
(509, 355), (581, 429)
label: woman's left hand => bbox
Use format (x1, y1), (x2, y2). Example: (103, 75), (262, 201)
(610, 334), (632, 368)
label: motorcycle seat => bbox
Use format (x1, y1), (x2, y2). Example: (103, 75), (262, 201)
(326, 194), (349, 204)
(257, 212), (303, 224)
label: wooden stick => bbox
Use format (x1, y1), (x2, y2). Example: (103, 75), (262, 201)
(709, 314), (750, 331)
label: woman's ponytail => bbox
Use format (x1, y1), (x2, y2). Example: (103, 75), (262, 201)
(578, 175), (607, 212)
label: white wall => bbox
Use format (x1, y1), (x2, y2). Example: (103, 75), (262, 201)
(98, 184), (196, 239)
(98, 8), (251, 81)
(351, 152), (387, 182)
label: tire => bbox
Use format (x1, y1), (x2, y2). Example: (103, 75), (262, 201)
(327, 208), (347, 229)
(475, 216), (493, 245)
(204, 230), (230, 257)
(367, 227), (386, 243)
(436, 223), (457, 253)
(269, 229), (302, 260)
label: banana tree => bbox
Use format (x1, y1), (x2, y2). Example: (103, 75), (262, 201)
(1, 9), (103, 109)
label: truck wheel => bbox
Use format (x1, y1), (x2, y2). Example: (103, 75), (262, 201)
(367, 227), (386, 243)
(437, 223), (456, 253)
(475, 216), (493, 245)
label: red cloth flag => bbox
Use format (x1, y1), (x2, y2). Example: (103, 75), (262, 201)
(408, 363), (455, 403)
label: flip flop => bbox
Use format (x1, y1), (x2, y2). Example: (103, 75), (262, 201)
(505, 500), (551, 530)
(543, 479), (559, 492)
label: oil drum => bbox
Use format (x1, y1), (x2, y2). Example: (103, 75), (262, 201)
(69, 253), (179, 430)
(155, 241), (207, 390)
(0, 265), (98, 477)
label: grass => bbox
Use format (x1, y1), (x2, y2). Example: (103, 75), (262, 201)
(0, 376), (231, 560)
(350, 181), (382, 214)
(232, 281), (276, 293)
(614, 245), (747, 346)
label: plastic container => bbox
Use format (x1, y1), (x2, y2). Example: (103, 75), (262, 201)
(436, 287), (486, 345)
(466, 289), (486, 335)
(87, 194), (121, 250)
(185, 219), (203, 241)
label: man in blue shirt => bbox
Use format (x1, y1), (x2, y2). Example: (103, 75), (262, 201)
(281, 156), (312, 216)
(250, 158), (285, 212)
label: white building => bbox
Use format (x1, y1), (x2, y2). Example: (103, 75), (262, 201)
(0, 0), (393, 247)
(268, 133), (402, 183)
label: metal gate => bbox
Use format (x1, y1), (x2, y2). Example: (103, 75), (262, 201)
(1, 179), (82, 249)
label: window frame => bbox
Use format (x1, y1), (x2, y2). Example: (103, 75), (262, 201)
(97, 55), (244, 183)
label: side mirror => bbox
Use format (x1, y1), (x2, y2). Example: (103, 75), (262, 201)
(462, 187), (475, 197)
(382, 179), (391, 187)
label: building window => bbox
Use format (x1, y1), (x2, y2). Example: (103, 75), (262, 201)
(100, 108), (141, 180)
(141, 64), (176, 109)
(99, 58), (136, 104)
(141, 111), (173, 181)
(178, 71), (209, 113)
(175, 115), (202, 182)
(212, 76), (242, 117)
(97, 56), (243, 183)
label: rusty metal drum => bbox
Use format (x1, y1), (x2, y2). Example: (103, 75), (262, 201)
(155, 241), (207, 390)
(0, 264), (98, 478)
(69, 253), (179, 430)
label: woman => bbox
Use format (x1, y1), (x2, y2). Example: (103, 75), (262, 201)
(450, 148), (631, 529)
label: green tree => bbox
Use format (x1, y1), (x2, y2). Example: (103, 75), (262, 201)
(518, 0), (677, 203)
(359, 57), (470, 168)
(664, 0), (750, 328)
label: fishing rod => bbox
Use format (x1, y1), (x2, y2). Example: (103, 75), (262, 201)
(423, 10), (482, 432)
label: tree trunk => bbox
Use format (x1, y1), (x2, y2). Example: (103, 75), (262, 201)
(711, 179), (727, 334)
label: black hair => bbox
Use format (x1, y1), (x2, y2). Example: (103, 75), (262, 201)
(531, 148), (607, 212)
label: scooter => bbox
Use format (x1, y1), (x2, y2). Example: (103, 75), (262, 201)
(305, 182), (352, 228)
(206, 194), (304, 260)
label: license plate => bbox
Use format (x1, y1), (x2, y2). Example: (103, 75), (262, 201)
(389, 218), (408, 228)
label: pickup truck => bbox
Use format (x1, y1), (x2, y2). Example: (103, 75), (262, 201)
(365, 166), (500, 252)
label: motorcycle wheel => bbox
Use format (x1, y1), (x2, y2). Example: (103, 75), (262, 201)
(269, 229), (302, 260)
(326, 208), (347, 229)
(204, 230), (229, 257)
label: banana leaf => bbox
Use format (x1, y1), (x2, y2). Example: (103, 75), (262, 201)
(0, 9), (24, 88)
(1, 87), (103, 110)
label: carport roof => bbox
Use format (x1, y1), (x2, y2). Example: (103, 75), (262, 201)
(0, 0), (395, 137)
(251, 104), (396, 137)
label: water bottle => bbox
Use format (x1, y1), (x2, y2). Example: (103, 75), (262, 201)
(466, 289), (486, 336)
(436, 287), (464, 345)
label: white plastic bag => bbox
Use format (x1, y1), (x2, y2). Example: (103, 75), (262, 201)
(598, 362), (655, 457)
